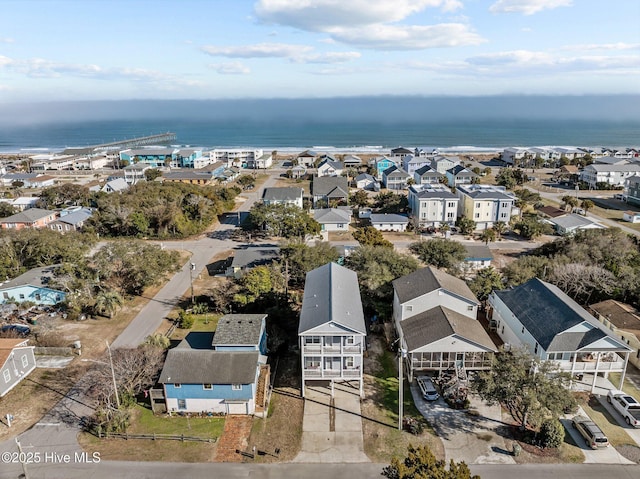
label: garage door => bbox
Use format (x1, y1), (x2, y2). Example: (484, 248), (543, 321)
(227, 402), (247, 415)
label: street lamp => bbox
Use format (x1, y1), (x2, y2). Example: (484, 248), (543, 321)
(82, 340), (120, 409)
(190, 262), (196, 304)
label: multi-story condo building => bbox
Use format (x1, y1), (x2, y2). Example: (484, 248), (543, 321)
(211, 148), (264, 168)
(408, 184), (459, 227)
(456, 184), (516, 231)
(581, 164), (640, 189)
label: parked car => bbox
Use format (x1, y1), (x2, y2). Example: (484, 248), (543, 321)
(572, 415), (609, 449)
(607, 390), (640, 427)
(417, 376), (439, 401)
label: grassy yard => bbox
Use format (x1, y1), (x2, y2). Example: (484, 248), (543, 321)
(79, 405), (224, 462)
(607, 372), (640, 396)
(578, 395), (637, 448)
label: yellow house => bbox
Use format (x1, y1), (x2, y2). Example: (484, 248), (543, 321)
(456, 184), (516, 231)
(589, 299), (640, 370)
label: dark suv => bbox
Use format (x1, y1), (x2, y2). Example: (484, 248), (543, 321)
(572, 415), (609, 449)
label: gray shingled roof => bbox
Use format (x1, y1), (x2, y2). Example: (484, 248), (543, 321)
(401, 306), (497, 352)
(262, 187), (303, 202)
(230, 247), (280, 269)
(408, 185), (457, 199)
(392, 266), (479, 305)
(312, 176), (349, 196)
(415, 165), (443, 177)
(54, 208), (93, 226)
(494, 278), (630, 352)
(163, 171), (213, 180)
(370, 213), (408, 224)
(464, 245), (494, 261)
(212, 314), (266, 347)
(159, 350), (259, 384)
(0, 208), (56, 224)
(1, 265), (61, 289)
(299, 262), (365, 335)
(314, 208), (351, 224)
(549, 214), (602, 230)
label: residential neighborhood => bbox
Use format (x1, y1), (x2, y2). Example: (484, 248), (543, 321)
(2, 141), (640, 476)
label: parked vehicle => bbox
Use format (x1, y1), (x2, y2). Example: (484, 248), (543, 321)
(607, 390), (640, 427)
(417, 376), (440, 401)
(572, 415), (609, 449)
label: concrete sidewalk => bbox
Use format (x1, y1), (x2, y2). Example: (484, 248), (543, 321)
(293, 383), (369, 463)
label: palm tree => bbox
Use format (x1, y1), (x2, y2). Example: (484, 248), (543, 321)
(439, 223), (450, 237)
(94, 291), (124, 319)
(480, 228), (496, 245)
(492, 221), (507, 239)
(580, 199), (595, 215)
(561, 195), (578, 212)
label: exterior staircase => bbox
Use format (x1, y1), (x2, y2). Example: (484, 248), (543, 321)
(254, 364), (271, 417)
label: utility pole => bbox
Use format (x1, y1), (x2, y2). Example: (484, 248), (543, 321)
(106, 340), (120, 409)
(398, 330), (405, 431)
(190, 262), (196, 304)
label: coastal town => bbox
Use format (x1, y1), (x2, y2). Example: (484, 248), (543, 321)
(1, 138), (640, 478)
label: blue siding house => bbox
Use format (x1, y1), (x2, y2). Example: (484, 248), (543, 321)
(158, 314), (269, 415)
(0, 265), (66, 305)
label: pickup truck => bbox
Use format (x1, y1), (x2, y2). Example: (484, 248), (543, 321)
(607, 390), (640, 427)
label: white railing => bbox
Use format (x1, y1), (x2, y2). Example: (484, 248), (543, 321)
(556, 360), (625, 372)
(302, 369), (362, 379)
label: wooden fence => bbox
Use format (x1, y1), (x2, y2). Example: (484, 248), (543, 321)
(97, 431), (217, 443)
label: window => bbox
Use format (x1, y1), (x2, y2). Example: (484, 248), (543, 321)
(476, 202), (481, 208)
(232, 384), (242, 391)
(500, 213), (507, 218)
(534, 343), (539, 354)
(3, 369), (11, 383)
(21, 355), (28, 368)
(35, 293), (41, 301)
(346, 336), (355, 345)
(19, 294), (24, 300)
(522, 326), (525, 334)
(173, 383), (181, 388)
(345, 357), (354, 368)
(305, 336), (320, 345)
(467, 306), (473, 311)
(203, 384), (212, 390)
(2, 293), (7, 299)
(406, 305), (413, 312)
(177, 399), (186, 409)
(474, 213), (480, 218)
(305, 357), (321, 369)
(338, 223), (344, 229)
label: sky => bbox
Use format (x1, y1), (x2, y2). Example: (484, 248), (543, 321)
(0, 0), (639, 103)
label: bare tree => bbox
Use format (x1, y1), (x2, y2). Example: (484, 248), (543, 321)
(548, 263), (616, 304)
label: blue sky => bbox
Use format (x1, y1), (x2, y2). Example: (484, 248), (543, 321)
(1, 0), (639, 102)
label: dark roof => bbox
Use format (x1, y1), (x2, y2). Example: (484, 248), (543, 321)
(392, 147), (413, 155)
(163, 171), (213, 180)
(448, 165), (475, 176)
(159, 350), (259, 384)
(0, 265), (62, 290)
(370, 213), (408, 224)
(401, 306), (496, 352)
(312, 176), (349, 197)
(212, 314), (266, 346)
(408, 185), (457, 199)
(494, 278), (629, 352)
(177, 332), (214, 350)
(464, 245), (494, 261)
(392, 266), (478, 305)
(382, 165), (410, 178)
(262, 187), (303, 202)
(299, 263), (366, 335)
(230, 247), (280, 269)
(590, 300), (640, 336)
(415, 165), (443, 177)
(536, 205), (568, 218)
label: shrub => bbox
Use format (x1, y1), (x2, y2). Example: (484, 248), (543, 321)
(539, 418), (564, 448)
(178, 310), (195, 329)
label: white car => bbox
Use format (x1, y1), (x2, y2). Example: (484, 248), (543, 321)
(417, 376), (439, 401)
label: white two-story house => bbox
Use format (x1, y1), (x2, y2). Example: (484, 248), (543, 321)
(408, 184), (459, 227)
(299, 262), (366, 397)
(488, 278), (632, 392)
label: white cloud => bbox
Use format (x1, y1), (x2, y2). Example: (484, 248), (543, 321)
(330, 23), (485, 50)
(489, 0), (572, 16)
(254, 0), (462, 31)
(210, 62), (251, 74)
(296, 51), (361, 64)
(559, 42), (640, 52)
(0, 38), (14, 44)
(201, 42), (312, 58)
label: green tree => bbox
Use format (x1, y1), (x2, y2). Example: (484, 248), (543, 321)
(472, 347), (577, 431)
(580, 199), (594, 214)
(234, 265), (279, 305)
(373, 191), (408, 213)
(349, 190), (370, 208)
(94, 291), (124, 319)
(245, 203), (320, 239)
(479, 228), (496, 245)
(456, 216), (476, 236)
(236, 174), (256, 190)
(382, 445), (480, 479)
(144, 168), (162, 182)
(352, 226), (393, 248)
(37, 183), (91, 209)
(346, 246), (419, 319)
(492, 221), (507, 239)
(0, 202), (17, 218)
(503, 255), (552, 286)
(467, 267), (503, 302)
(560, 195), (578, 211)
(280, 241), (340, 286)
(409, 238), (466, 270)
(513, 215), (552, 240)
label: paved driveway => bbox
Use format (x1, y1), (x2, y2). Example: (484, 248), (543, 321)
(596, 394), (640, 447)
(294, 383), (369, 463)
(410, 384), (516, 464)
(561, 407), (634, 464)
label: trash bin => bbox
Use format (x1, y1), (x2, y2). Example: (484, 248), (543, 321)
(512, 443), (522, 456)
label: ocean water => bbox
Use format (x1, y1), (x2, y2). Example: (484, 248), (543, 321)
(1, 118), (639, 153)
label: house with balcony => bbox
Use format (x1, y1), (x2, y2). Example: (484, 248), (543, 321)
(446, 165), (477, 187)
(299, 262), (366, 397)
(457, 184), (517, 231)
(123, 163), (151, 185)
(370, 156), (397, 180)
(382, 165), (410, 190)
(119, 148), (179, 168)
(413, 165), (445, 186)
(402, 155), (431, 176)
(431, 155), (460, 174)
(488, 278), (632, 392)
(343, 155), (362, 168)
(392, 266), (496, 381)
(408, 184), (459, 227)
(625, 175), (640, 207)
(317, 159), (344, 177)
(355, 173), (378, 191)
(247, 153), (273, 169)
(211, 148), (264, 168)
(391, 147), (414, 160)
(370, 213), (409, 232)
(580, 164), (640, 189)
(589, 300), (640, 370)
(314, 208), (351, 232)
(297, 150), (318, 168)
(159, 314), (269, 415)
